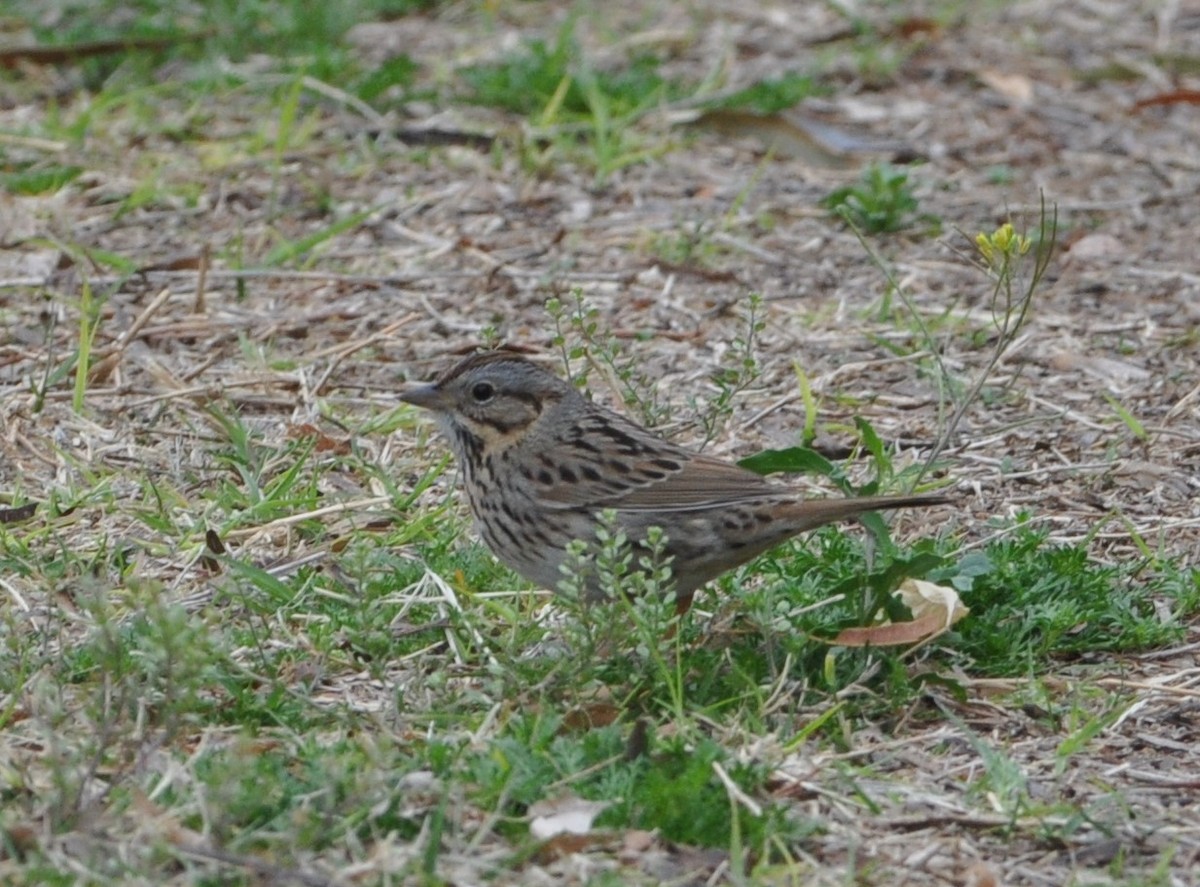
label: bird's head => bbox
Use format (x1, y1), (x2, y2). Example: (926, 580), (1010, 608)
(399, 351), (573, 459)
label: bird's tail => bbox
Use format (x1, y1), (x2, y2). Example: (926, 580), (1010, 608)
(781, 492), (950, 533)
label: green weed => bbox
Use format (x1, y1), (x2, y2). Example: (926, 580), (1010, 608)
(702, 72), (822, 113)
(462, 23), (680, 182)
(821, 163), (927, 235)
(943, 526), (1198, 674)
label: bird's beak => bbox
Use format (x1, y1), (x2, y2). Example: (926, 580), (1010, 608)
(398, 383), (447, 411)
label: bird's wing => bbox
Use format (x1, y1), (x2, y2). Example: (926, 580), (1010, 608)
(534, 408), (778, 511)
(598, 452), (778, 511)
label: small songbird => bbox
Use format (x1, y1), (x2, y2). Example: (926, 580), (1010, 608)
(400, 350), (949, 610)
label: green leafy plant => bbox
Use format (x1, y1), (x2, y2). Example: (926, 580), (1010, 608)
(2, 165), (84, 195)
(702, 72), (821, 113)
(462, 27), (669, 120)
(462, 23), (680, 182)
(942, 526), (1199, 674)
(554, 512), (687, 716)
(821, 163), (925, 234)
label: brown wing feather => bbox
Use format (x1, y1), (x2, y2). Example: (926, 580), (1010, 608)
(597, 453), (778, 510)
(534, 406), (779, 511)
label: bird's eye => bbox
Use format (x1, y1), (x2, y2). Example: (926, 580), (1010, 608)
(471, 381), (496, 403)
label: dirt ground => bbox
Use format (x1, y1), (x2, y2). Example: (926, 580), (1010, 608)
(2, 1), (1199, 884)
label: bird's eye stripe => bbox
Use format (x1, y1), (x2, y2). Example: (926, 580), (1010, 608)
(509, 391), (543, 408)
